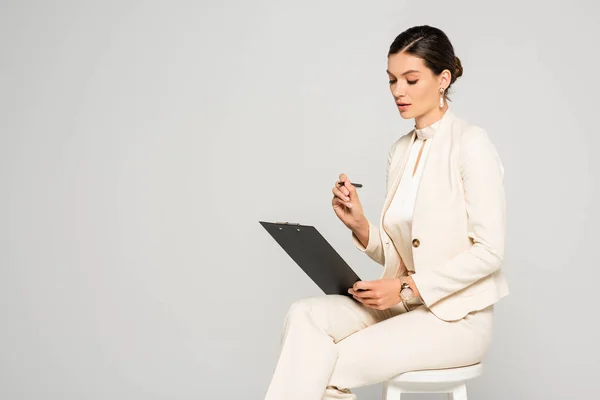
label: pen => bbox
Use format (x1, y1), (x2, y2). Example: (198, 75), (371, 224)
(338, 182), (363, 188)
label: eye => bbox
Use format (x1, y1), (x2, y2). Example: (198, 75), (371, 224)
(388, 79), (397, 84)
(407, 80), (418, 85)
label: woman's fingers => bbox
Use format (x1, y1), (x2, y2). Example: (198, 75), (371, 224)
(352, 295), (381, 309)
(333, 174), (362, 221)
(337, 174), (352, 195)
(332, 183), (353, 208)
(332, 197), (353, 209)
(333, 178), (350, 196)
(349, 288), (376, 299)
(338, 182), (350, 196)
(345, 182), (357, 200)
(332, 185), (350, 202)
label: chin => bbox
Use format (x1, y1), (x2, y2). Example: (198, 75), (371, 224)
(398, 110), (413, 119)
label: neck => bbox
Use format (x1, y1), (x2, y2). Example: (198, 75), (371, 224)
(414, 104), (449, 129)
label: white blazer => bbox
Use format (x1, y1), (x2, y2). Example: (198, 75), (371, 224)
(352, 108), (509, 321)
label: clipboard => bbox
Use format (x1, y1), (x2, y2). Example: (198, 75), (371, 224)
(259, 221), (362, 298)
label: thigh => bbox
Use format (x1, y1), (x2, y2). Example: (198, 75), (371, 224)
(327, 305), (494, 389)
(284, 294), (393, 343)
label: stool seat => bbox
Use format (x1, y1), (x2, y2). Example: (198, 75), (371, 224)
(383, 363), (483, 399)
(390, 363), (483, 383)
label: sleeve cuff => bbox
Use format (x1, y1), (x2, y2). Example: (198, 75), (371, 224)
(410, 271), (437, 308)
(352, 220), (378, 252)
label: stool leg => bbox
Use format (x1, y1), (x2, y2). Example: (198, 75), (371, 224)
(448, 383), (467, 400)
(382, 382), (403, 400)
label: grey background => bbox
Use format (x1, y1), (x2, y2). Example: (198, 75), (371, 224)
(2, 1), (599, 399)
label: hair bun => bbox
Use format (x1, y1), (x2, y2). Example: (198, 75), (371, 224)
(454, 56), (463, 80)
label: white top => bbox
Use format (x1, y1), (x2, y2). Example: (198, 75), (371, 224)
(382, 113), (445, 271)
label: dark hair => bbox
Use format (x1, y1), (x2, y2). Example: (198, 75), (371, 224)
(388, 25), (463, 100)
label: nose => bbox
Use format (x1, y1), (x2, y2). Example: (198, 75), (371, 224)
(391, 83), (404, 99)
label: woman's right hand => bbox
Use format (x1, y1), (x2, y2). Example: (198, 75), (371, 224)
(332, 173), (366, 231)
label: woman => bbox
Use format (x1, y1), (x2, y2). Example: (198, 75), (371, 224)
(264, 25), (509, 400)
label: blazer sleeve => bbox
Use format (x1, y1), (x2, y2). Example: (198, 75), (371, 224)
(411, 127), (506, 307)
(351, 220), (385, 265)
(350, 140), (400, 266)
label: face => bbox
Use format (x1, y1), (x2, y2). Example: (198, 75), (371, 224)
(387, 52), (451, 124)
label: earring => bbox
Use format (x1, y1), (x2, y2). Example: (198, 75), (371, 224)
(439, 87), (445, 108)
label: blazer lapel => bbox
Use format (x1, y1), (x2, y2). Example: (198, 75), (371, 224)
(411, 109), (454, 239)
(381, 131), (416, 222)
(380, 109), (455, 242)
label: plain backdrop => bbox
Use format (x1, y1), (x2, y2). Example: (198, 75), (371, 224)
(2, 1), (599, 399)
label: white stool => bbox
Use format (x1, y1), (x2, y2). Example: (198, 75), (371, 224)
(383, 363), (483, 399)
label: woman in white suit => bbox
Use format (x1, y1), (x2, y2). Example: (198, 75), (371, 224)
(264, 25), (509, 400)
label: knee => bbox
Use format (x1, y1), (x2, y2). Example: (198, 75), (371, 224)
(284, 294), (342, 325)
(286, 296), (318, 319)
(279, 297), (317, 335)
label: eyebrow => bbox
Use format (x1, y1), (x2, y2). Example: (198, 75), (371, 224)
(386, 69), (421, 76)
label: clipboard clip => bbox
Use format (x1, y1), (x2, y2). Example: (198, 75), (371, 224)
(274, 221), (302, 231)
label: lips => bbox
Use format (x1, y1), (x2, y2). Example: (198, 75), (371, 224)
(397, 103), (411, 112)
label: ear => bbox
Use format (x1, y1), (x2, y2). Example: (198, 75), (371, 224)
(439, 69), (452, 88)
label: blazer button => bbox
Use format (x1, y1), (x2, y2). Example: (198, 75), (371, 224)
(412, 238), (420, 248)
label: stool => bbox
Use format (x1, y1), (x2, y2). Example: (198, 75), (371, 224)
(383, 363), (483, 399)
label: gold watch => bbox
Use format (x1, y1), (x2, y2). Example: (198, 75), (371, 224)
(399, 282), (414, 301)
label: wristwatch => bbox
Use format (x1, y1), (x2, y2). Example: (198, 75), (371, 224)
(399, 282), (414, 301)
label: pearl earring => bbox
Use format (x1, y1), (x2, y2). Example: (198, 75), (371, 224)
(439, 87), (445, 108)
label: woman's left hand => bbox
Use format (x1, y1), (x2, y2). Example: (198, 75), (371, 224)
(348, 277), (419, 310)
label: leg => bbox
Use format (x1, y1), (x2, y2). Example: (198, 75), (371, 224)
(382, 381), (403, 400)
(449, 384), (468, 400)
(264, 294), (393, 400)
(326, 305), (493, 393)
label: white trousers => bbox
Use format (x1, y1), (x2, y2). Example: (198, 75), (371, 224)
(264, 294), (493, 400)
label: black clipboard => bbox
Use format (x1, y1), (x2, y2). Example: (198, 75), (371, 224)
(259, 221), (362, 298)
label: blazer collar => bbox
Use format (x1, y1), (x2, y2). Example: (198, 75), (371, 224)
(414, 115), (444, 140)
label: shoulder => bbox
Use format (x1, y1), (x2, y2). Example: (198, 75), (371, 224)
(448, 111), (485, 140)
(449, 114), (504, 173)
(448, 113), (498, 154)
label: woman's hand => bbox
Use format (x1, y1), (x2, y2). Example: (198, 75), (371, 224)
(332, 173), (366, 230)
(348, 277), (420, 310)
